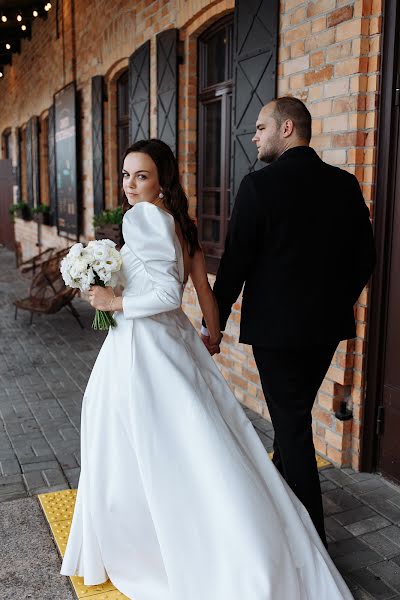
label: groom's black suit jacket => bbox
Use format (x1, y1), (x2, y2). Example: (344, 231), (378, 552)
(213, 146), (375, 348)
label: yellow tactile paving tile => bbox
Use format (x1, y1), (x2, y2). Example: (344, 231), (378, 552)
(38, 454), (330, 598)
(70, 578), (127, 598)
(38, 488), (77, 523)
(38, 489), (129, 599)
(316, 454), (331, 469)
(267, 451), (331, 470)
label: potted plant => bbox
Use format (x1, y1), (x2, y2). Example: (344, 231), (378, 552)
(8, 202), (31, 221)
(94, 206), (124, 247)
(32, 203), (50, 225)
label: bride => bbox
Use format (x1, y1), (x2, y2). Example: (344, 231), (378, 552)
(60, 138), (353, 599)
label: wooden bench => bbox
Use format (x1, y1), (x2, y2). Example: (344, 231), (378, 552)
(14, 247), (84, 328)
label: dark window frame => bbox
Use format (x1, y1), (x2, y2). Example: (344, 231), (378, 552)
(117, 69), (129, 199)
(197, 15), (234, 274)
(39, 115), (50, 207)
(2, 128), (12, 160)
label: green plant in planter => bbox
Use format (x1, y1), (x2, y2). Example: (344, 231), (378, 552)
(32, 203), (51, 224)
(8, 202), (31, 221)
(93, 206), (124, 247)
(93, 206), (123, 228)
(32, 203), (50, 215)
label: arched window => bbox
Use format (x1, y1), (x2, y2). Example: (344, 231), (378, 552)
(198, 15), (234, 274)
(117, 69), (129, 194)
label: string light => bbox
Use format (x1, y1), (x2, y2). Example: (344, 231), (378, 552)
(0, 5), (54, 76)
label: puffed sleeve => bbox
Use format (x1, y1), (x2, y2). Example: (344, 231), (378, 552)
(121, 202), (183, 319)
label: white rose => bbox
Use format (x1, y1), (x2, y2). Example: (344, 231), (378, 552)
(102, 257), (119, 272)
(60, 257), (74, 283)
(93, 245), (109, 260)
(82, 246), (95, 263)
(70, 256), (88, 278)
(102, 239), (116, 248)
(96, 266), (107, 279)
(68, 243), (84, 258)
(109, 247), (122, 265)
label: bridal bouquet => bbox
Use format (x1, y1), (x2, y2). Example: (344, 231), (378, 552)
(60, 239), (122, 330)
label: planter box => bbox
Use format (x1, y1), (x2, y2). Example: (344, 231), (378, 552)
(95, 224), (124, 248)
(16, 206), (32, 220)
(33, 212), (50, 225)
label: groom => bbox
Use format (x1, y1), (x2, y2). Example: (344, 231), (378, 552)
(201, 96), (375, 546)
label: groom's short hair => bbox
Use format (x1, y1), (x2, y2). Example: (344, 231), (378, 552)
(271, 97), (312, 143)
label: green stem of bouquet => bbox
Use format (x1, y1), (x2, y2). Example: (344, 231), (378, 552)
(91, 275), (117, 331)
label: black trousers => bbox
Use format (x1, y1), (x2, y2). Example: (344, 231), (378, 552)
(252, 342), (338, 547)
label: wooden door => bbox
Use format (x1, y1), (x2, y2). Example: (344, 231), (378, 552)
(378, 65), (400, 482)
(363, 0), (400, 483)
(0, 159), (15, 251)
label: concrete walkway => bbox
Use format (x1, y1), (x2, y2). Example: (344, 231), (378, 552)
(1, 246), (400, 599)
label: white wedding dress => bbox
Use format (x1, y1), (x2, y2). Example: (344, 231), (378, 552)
(61, 201), (353, 600)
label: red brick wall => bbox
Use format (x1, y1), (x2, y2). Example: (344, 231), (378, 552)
(276, 0), (382, 467)
(0, 0), (383, 469)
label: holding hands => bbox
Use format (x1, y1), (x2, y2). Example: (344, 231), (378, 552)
(200, 325), (222, 356)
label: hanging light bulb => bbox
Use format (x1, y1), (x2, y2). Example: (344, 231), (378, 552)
(17, 13), (22, 22)
(6, 43), (11, 50)
(21, 24), (27, 31)
(0, 72), (3, 78)
(33, 10), (39, 17)
(1, 14), (7, 23)
(45, 3), (52, 10)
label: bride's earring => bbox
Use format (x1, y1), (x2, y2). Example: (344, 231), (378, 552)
(158, 192), (164, 199)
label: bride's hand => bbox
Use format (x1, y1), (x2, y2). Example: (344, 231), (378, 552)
(88, 285), (114, 311)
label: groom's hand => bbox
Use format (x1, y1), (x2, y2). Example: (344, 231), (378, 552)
(201, 332), (222, 356)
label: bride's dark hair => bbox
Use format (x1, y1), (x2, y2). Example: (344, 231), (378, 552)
(122, 139), (200, 257)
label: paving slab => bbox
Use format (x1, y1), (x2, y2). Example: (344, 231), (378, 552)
(348, 568), (398, 600)
(3, 245), (400, 598)
(0, 496), (74, 600)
